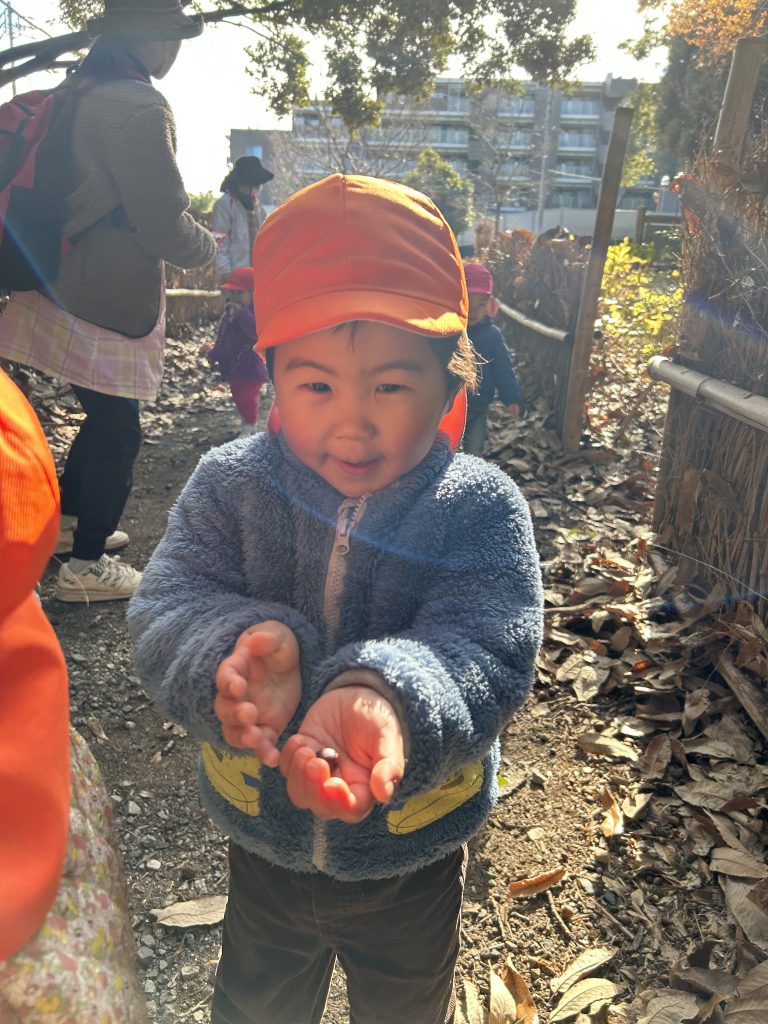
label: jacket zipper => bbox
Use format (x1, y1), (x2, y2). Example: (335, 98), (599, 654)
(313, 493), (369, 869)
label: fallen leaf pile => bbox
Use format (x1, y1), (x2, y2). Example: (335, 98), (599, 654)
(472, 391), (768, 1021)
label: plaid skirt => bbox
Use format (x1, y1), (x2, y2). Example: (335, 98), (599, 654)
(0, 730), (148, 1024)
(0, 290), (165, 401)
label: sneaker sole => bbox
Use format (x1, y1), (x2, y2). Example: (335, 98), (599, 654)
(53, 536), (130, 557)
(55, 586), (137, 602)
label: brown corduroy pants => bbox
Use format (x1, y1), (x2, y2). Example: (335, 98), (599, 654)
(211, 841), (467, 1024)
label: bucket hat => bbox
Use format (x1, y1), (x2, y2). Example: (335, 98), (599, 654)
(231, 156), (274, 188)
(87, 0), (204, 40)
(252, 174), (467, 350)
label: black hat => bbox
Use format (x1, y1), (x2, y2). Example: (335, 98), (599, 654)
(230, 156), (274, 187)
(87, 0), (204, 41)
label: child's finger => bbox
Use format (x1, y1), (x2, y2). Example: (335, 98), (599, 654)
(246, 621), (299, 673)
(282, 741), (321, 809)
(369, 757), (404, 804)
(215, 652), (250, 699)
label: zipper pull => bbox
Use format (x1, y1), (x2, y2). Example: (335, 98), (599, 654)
(336, 507), (355, 554)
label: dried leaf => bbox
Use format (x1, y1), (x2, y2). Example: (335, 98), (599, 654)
(550, 978), (621, 1022)
(716, 654), (768, 743)
(674, 782), (744, 813)
(509, 867), (566, 899)
(151, 894), (227, 928)
(735, 960), (768, 998)
(720, 877), (768, 952)
(577, 732), (638, 762)
(86, 715), (109, 743)
(622, 791), (652, 821)
(490, 967), (517, 1024)
(723, 993), (768, 1023)
(500, 959), (539, 1024)
(709, 848), (768, 880)
(669, 965), (738, 996)
(600, 789), (624, 837)
(746, 878), (768, 916)
(641, 734), (672, 779)
(459, 979), (486, 1024)
(636, 991), (701, 1024)
(550, 948), (617, 996)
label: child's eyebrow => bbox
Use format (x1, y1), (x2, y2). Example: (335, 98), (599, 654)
(369, 360), (426, 375)
(283, 358), (337, 374)
(282, 359), (426, 375)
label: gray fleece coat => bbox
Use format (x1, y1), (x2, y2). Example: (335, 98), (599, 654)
(52, 78), (215, 337)
(127, 434), (543, 880)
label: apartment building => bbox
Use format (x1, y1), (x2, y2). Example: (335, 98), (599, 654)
(229, 75), (654, 222)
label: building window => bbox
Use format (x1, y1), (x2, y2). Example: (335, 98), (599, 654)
(561, 99), (600, 117)
(498, 97), (535, 116)
(244, 145), (263, 158)
(559, 132), (598, 149)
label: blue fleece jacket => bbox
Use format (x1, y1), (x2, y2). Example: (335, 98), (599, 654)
(127, 433), (543, 881)
(468, 316), (521, 410)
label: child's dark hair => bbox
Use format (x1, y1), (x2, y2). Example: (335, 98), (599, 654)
(265, 324), (477, 396)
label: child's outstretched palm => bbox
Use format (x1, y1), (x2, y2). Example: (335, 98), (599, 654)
(280, 685), (405, 824)
(214, 620), (301, 766)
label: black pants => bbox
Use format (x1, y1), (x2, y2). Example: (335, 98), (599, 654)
(59, 385), (141, 560)
(211, 843), (466, 1024)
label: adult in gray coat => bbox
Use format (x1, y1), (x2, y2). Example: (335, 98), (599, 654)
(0, 0), (216, 602)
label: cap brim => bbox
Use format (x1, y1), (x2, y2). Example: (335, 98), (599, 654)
(87, 13), (204, 39)
(256, 288), (465, 350)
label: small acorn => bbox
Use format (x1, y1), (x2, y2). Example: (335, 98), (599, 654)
(316, 747), (339, 772)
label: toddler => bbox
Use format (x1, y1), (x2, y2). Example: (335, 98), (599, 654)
(463, 261), (521, 455)
(205, 265), (268, 436)
(129, 175), (543, 1024)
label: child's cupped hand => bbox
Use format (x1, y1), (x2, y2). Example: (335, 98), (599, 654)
(214, 620), (301, 767)
(279, 685), (405, 824)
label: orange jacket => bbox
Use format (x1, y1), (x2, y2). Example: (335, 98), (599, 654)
(0, 369), (69, 961)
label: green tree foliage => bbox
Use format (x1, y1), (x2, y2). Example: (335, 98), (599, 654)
(654, 37), (728, 175)
(403, 147), (474, 238)
(58, 0), (594, 132)
(625, 0), (768, 174)
(621, 83), (659, 186)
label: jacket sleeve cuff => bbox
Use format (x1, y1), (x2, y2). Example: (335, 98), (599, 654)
(323, 669), (412, 761)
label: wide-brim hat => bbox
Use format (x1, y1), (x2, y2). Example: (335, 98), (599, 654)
(253, 174), (467, 351)
(233, 156), (274, 187)
(87, 0), (204, 40)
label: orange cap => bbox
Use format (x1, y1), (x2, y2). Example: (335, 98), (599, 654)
(253, 174), (468, 350)
(0, 369), (69, 959)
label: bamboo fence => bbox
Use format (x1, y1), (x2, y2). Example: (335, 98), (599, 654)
(653, 123), (768, 614)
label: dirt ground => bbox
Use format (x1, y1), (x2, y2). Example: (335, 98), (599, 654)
(27, 327), (762, 1024)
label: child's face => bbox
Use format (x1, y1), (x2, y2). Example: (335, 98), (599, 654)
(467, 293), (491, 325)
(273, 322), (451, 498)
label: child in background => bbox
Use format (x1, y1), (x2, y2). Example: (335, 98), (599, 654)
(463, 261), (521, 456)
(204, 266), (268, 436)
(128, 175), (543, 1024)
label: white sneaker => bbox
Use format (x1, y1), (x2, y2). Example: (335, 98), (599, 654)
(55, 554), (142, 603)
(238, 422), (259, 437)
(54, 522), (130, 556)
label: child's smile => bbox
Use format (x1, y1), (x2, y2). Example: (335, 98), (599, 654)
(273, 322), (452, 498)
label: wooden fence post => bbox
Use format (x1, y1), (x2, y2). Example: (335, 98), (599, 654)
(712, 37), (767, 170)
(561, 106), (634, 453)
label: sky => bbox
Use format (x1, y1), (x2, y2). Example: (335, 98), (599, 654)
(15, 1), (667, 194)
